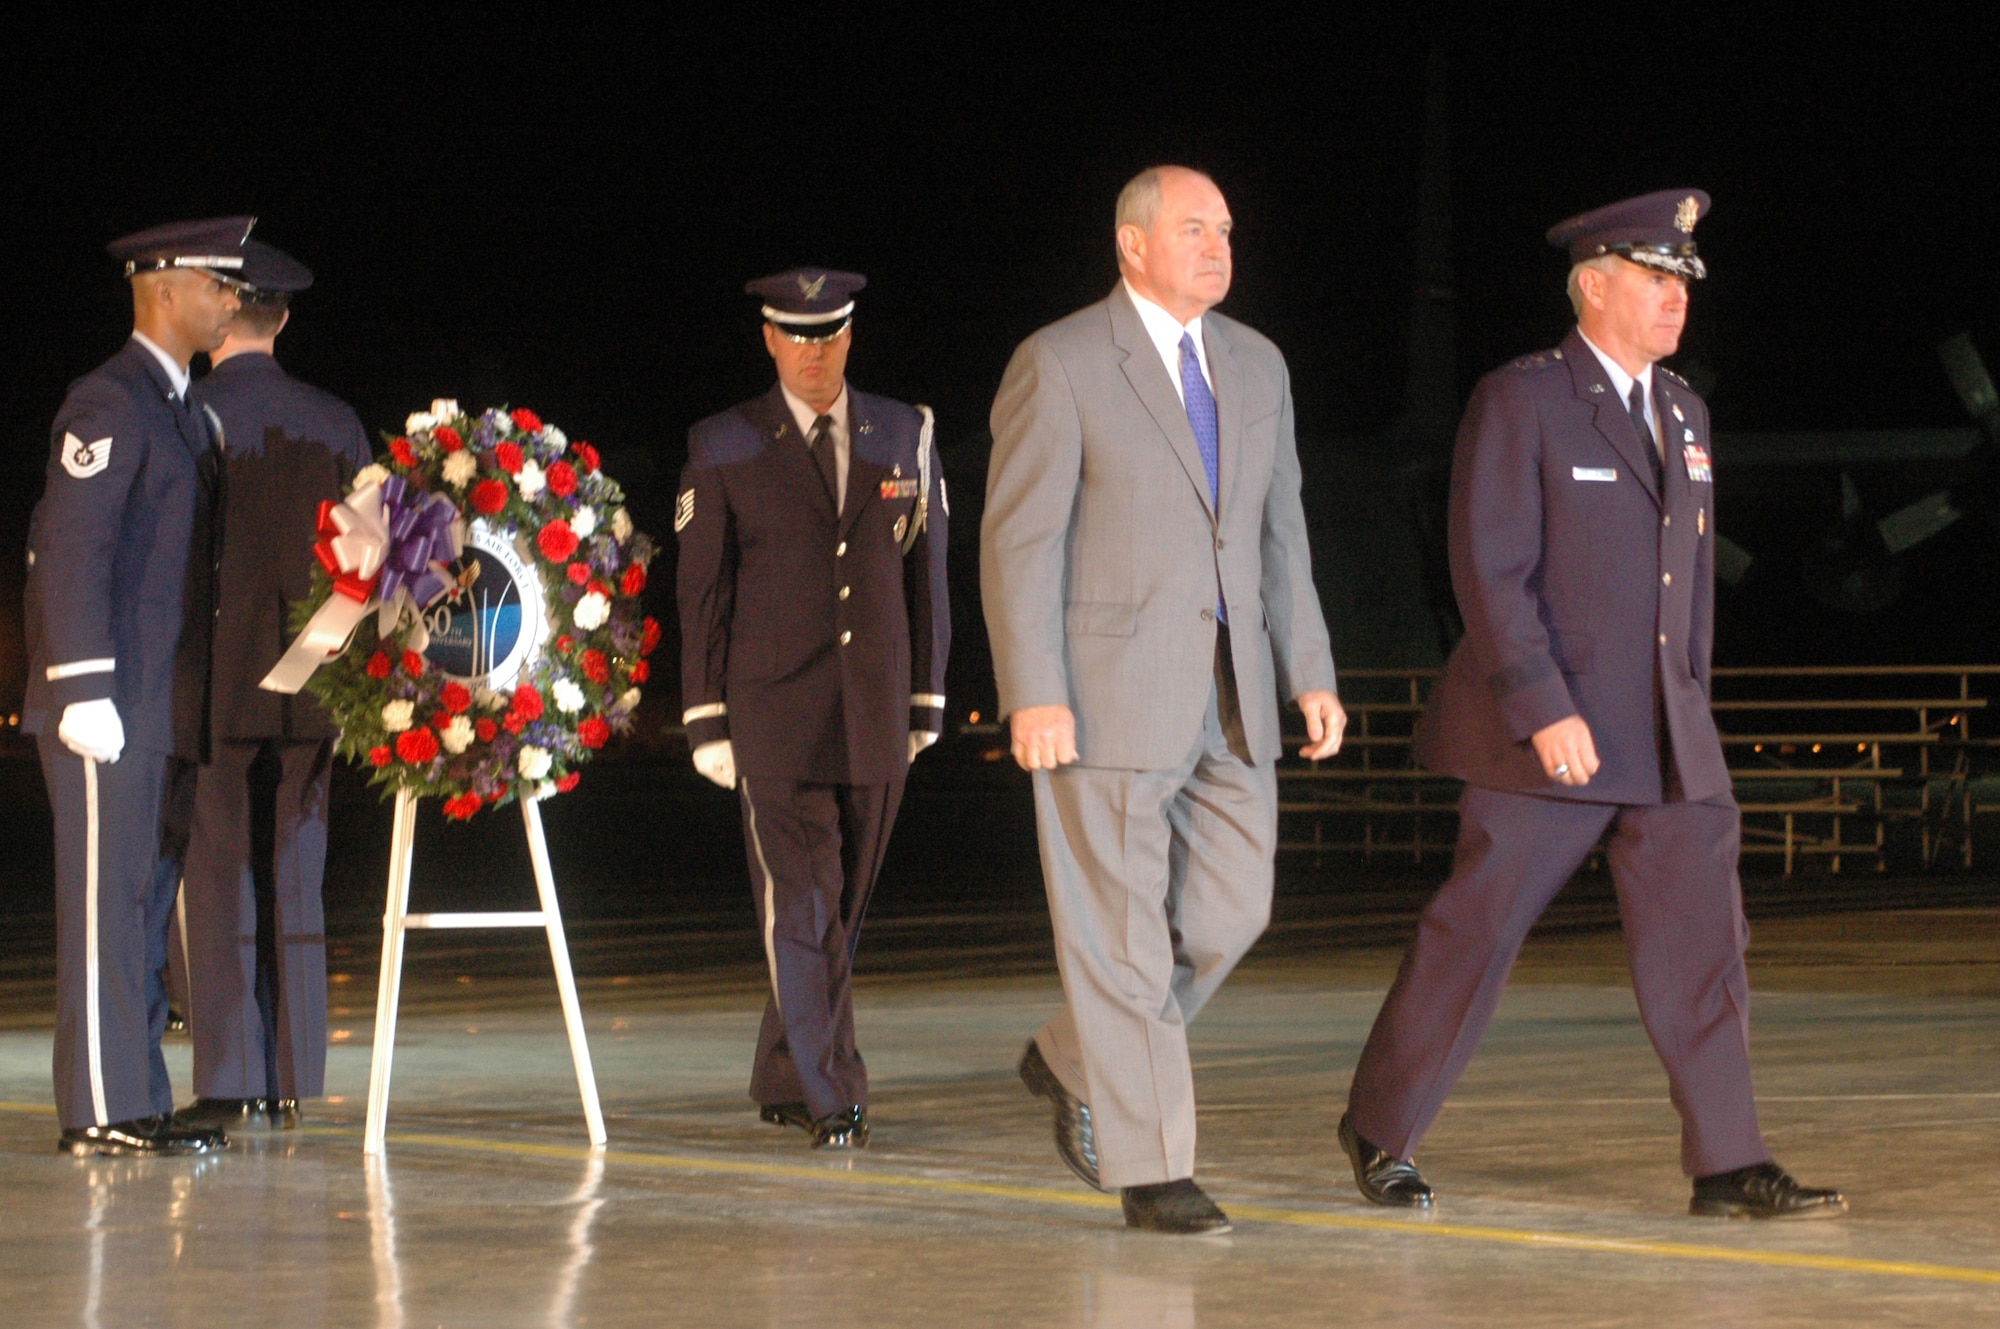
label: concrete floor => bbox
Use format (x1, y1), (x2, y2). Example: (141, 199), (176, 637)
(0, 909), (1995, 1327)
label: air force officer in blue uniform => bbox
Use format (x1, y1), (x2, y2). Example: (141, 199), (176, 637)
(1338, 192), (1846, 1220)
(24, 219), (251, 1156)
(676, 270), (950, 1148)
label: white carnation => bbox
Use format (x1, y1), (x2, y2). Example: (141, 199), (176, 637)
(430, 398), (462, 423)
(404, 412), (435, 435)
(518, 745), (553, 780)
(537, 779), (558, 799)
(516, 459), (547, 499)
(543, 425), (568, 450)
(441, 451), (477, 489)
(381, 699), (415, 733)
(474, 685), (509, 712)
(484, 408), (512, 432)
(570, 505), (598, 538)
(552, 678), (586, 713)
(352, 464), (390, 492)
(572, 591), (610, 630)
(440, 714), (475, 754)
(611, 507), (633, 543)
(618, 688), (642, 712)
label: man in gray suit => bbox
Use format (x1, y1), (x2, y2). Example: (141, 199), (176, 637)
(983, 165), (1343, 1233)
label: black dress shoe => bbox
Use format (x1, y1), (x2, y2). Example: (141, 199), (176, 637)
(268, 1098), (301, 1129)
(1691, 1161), (1848, 1219)
(759, 1101), (814, 1132)
(175, 1097), (272, 1129)
(1122, 1178), (1232, 1234)
(1018, 1041), (1103, 1191)
(1339, 1112), (1434, 1208)
(811, 1106), (869, 1149)
(164, 1009), (187, 1034)
(59, 1114), (227, 1157)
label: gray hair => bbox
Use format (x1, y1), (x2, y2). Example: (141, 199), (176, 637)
(1115, 165), (1218, 234)
(1566, 255), (1622, 316)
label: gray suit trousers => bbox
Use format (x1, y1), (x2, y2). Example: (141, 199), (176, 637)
(1031, 633), (1276, 1188)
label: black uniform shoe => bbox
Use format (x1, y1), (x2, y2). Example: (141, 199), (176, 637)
(60, 1115), (227, 1157)
(759, 1101), (814, 1132)
(175, 1097), (273, 1129)
(1122, 1179), (1232, 1234)
(164, 1009), (188, 1034)
(268, 1098), (301, 1129)
(811, 1106), (869, 1149)
(1019, 1040), (1103, 1191)
(1691, 1162), (1848, 1219)
(1339, 1112), (1435, 1208)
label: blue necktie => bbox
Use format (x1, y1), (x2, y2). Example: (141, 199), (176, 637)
(1180, 332), (1226, 623)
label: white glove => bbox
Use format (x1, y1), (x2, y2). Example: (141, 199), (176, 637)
(909, 730), (938, 764)
(692, 739), (736, 790)
(58, 698), (125, 764)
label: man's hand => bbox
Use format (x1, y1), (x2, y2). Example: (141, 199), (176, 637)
(1531, 715), (1599, 787)
(1009, 704), (1078, 771)
(58, 699), (124, 764)
(692, 739), (737, 790)
(1298, 690), (1347, 760)
(909, 730), (938, 764)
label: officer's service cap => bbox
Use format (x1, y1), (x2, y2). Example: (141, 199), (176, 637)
(748, 267), (865, 342)
(1547, 190), (1710, 280)
(108, 216), (258, 284)
(237, 239), (314, 296)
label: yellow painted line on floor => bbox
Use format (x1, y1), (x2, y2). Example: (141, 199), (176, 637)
(0, 1101), (55, 1115)
(328, 1126), (2000, 1289)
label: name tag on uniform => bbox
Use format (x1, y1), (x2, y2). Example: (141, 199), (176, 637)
(1683, 443), (1712, 483)
(879, 478), (920, 500)
(1571, 466), (1618, 482)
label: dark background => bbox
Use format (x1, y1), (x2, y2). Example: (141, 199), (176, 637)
(4, 9), (1999, 720)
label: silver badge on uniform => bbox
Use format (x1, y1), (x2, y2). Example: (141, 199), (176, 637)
(893, 514), (908, 542)
(61, 432), (112, 480)
(675, 489), (695, 532)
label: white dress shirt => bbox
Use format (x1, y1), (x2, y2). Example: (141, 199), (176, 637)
(130, 330), (191, 400)
(1577, 328), (1659, 455)
(1123, 279), (1213, 405)
(781, 381), (850, 514)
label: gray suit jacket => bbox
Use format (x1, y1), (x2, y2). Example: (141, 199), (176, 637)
(982, 284), (1337, 770)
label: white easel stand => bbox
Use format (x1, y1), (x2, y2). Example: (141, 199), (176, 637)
(363, 788), (607, 1153)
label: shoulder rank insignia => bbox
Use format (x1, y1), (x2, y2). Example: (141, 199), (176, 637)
(61, 432), (112, 479)
(879, 477), (920, 501)
(675, 489), (695, 532)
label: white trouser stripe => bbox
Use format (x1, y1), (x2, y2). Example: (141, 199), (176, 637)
(739, 777), (782, 1014)
(83, 757), (108, 1125)
(175, 880), (193, 1040)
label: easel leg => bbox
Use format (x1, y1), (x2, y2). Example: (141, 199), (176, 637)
(364, 790), (419, 1154)
(522, 795), (608, 1147)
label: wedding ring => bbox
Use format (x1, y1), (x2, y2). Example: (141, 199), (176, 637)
(1553, 763), (1571, 778)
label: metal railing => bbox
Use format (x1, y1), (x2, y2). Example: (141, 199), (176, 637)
(1279, 666), (2000, 875)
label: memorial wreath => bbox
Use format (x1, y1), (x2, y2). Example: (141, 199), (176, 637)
(266, 400), (658, 819)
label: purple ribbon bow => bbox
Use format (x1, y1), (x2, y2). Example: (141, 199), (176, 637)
(375, 475), (460, 610)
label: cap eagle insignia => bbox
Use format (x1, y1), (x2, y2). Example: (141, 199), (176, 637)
(1675, 196), (1700, 234)
(796, 273), (828, 300)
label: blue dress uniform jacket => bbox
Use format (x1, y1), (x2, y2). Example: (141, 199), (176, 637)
(677, 385), (950, 781)
(1413, 328), (1730, 804)
(25, 338), (212, 1129)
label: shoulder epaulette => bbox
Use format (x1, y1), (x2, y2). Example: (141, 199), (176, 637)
(1659, 366), (1689, 386)
(1506, 349), (1561, 373)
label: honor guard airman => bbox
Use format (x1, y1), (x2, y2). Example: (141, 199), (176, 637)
(676, 268), (950, 1147)
(165, 239), (372, 1133)
(23, 218), (252, 1156)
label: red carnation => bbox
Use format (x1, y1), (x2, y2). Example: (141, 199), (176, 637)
(368, 745), (392, 767)
(395, 727), (440, 764)
(494, 441), (524, 474)
(582, 649), (610, 684)
(471, 479), (508, 515)
(441, 681), (472, 714)
(512, 685), (545, 721)
(574, 442), (600, 472)
(366, 650), (393, 680)
(435, 425), (465, 453)
(577, 716), (611, 749)
(537, 520), (579, 562)
(430, 710), (453, 732)
(641, 616), (661, 655)
(389, 437), (418, 469)
(442, 791), (483, 820)
(475, 716), (499, 743)
(588, 578), (612, 598)
(402, 650), (425, 677)
(502, 711), (526, 734)
(555, 634), (575, 654)
(621, 562), (647, 597)
(555, 771), (581, 792)
(566, 562), (590, 585)
(631, 659), (650, 683)
(510, 408), (543, 433)
(547, 461), (578, 497)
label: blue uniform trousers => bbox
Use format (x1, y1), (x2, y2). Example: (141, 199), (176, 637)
(40, 738), (177, 1129)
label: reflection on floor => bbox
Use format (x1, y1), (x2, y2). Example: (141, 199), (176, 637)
(0, 909), (1995, 1327)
